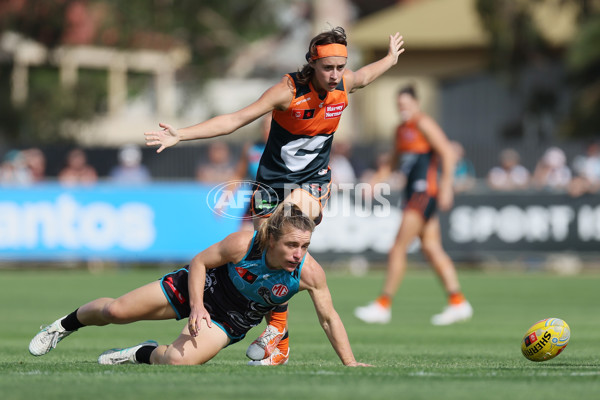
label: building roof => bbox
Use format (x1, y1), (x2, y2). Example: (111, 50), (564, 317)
(350, 0), (578, 50)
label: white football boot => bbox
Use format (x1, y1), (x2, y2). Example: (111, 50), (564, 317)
(97, 340), (158, 365)
(431, 301), (473, 326)
(29, 316), (74, 356)
(246, 325), (286, 361)
(354, 302), (391, 324)
(247, 347), (289, 366)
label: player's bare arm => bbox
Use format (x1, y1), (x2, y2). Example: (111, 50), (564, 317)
(144, 76), (294, 153)
(418, 116), (456, 210)
(346, 32), (404, 93)
(187, 231), (254, 336)
(300, 255), (372, 367)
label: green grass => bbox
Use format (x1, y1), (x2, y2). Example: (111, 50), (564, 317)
(1, 267), (599, 400)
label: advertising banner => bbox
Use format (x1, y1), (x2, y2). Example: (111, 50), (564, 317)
(441, 192), (600, 255)
(1, 184), (598, 262)
(312, 190), (600, 259)
(0, 183), (243, 262)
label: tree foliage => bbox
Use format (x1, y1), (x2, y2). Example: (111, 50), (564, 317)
(564, 13), (600, 137)
(475, 0), (600, 138)
(475, 0), (551, 74)
(0, 0), (284, 145)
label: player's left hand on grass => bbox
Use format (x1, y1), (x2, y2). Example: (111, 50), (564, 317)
(346, 361), (373, 367)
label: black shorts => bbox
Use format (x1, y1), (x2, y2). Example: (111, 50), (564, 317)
(401, 152), (438, 221)
(160, 266), (274, 344)
(404, 192), (437, 221)
(250, 181), (331, 224)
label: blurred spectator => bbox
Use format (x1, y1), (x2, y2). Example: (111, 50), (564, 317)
(0, 150), (32, 185)
(109, 144), (151, 184)
(23, 148), (46, 183)
(568, 142), (600, 197)
(532, 147), (572, 191)
(360, 152), (405, 196)
(196, 142), (237, 184)
(235, 114), (270, 231)
(236, 114), (270, 182)
(58, 148), (98, 186)
(487, 148), (530, 191)
(451, 141), (476, 193)
(330, 141), (357, 186)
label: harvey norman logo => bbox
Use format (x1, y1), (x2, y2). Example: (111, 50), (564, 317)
(325, 103), (345, 119)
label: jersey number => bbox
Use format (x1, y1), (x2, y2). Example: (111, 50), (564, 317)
(280, 135), (331, 172)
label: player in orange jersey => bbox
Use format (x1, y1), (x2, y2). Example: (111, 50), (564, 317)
(355, 85), (473, 326)
(145, 26), (405, 365)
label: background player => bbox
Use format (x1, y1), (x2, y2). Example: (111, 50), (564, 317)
(355, 85), (473, 326)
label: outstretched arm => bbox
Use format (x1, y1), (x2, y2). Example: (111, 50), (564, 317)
(145, 77), (293, 153)
(301, 256), (372, 367)
(346, 32), (405, 93)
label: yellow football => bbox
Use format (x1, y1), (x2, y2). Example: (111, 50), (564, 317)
(521, 318), (570, 362)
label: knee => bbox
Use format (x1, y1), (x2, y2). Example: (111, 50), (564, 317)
(389, 241), (409, 256)
(162, 353), (187, 365)
(420, 239), (443, 260)
(161, 346), (205, 366)
(101, 301), (130, 324)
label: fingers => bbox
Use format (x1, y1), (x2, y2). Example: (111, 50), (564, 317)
(395, 37), (405, 53)
(143, 133), (163, 152)
(188, 314), (212, 337)
(188, 317), (198, 337)
(347, 361), (373, 367)
(389, 33), (405, 57)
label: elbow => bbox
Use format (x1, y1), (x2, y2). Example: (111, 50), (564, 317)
(320, 320), (332, 333)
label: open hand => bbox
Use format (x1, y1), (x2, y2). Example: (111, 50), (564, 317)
(346, 361), (374, 367)
(388, 32), (405, 65)
(144, 122), (180, 153)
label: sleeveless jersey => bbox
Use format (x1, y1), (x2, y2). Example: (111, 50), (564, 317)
(256, 72), (349, 188)
(395, 114), (432, 154)
(395, 115), (439, 199)
(160, 232), (305, 341)
(226, 231), (303, 306)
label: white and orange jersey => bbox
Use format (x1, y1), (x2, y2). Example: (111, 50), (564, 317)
(256, 72), (349, 188)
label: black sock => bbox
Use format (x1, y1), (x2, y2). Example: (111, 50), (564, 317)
(135, 346), (155, 364)
(273, 304), (288, 313)
(60, 309), (85, 331)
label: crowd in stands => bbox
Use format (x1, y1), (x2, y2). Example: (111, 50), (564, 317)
(484, 144), (600, 197)
(1, 140), (599, 197)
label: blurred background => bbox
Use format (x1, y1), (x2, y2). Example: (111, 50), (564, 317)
(0, 0), (599, 271)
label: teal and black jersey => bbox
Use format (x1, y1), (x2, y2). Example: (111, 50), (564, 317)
(256, 72), (349, 189)
(227, 231), (303, 306)
(160, 232), (304, 342)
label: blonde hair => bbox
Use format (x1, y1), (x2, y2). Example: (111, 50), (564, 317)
(256, 203), (315, 251)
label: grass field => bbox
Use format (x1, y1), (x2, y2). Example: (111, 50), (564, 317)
(1, 267), (599, 400)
